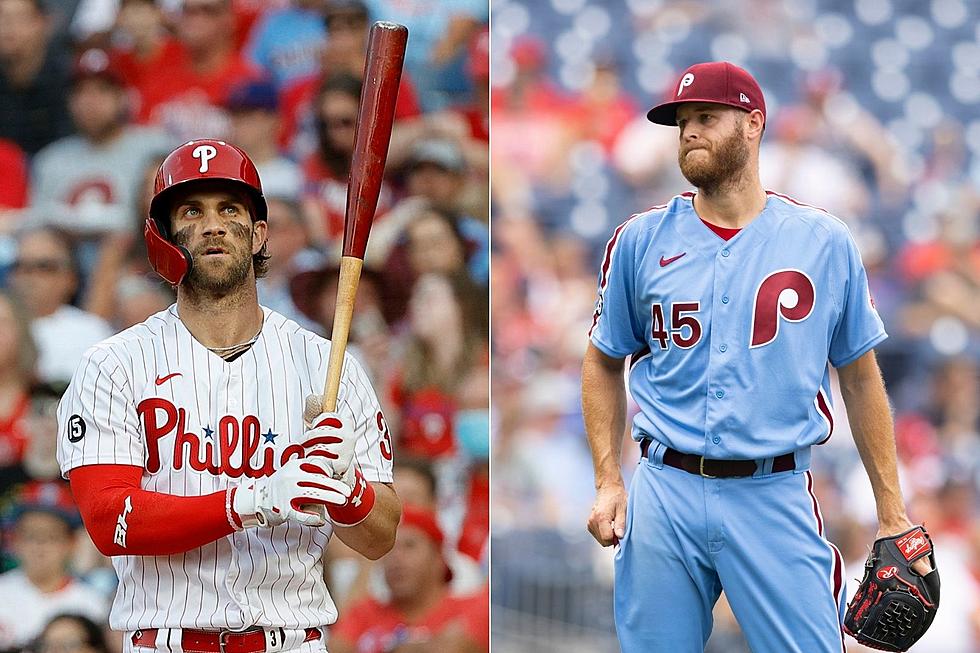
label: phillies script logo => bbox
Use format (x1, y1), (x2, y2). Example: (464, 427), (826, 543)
(138, 398), (304, 477)
(895, 529), (931, 561)
(876, 566), (898, 580)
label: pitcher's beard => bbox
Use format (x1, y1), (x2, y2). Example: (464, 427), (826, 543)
(678, 124), (750, 195)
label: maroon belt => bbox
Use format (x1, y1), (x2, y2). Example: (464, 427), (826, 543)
(132, 628), (321, 653)
(640, 438), (796, 478)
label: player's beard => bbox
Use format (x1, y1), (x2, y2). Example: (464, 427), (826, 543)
(172, 222), (255, 296)
(678, 120), (750, 195)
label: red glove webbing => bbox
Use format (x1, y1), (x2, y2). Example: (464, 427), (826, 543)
(68, 464), (237, 556)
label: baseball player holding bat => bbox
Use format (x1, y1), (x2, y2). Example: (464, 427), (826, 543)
(583, 61), (939, 652)
(55, 22), (408, 652)
(56, 137), (399, 652)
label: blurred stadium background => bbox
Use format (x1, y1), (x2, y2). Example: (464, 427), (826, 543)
(0, 0), (488, 652)
(491, 0), (980, 652)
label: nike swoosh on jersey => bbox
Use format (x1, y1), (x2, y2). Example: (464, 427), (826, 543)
(660, 253), (687, 267)
(155, 372), (183, 385)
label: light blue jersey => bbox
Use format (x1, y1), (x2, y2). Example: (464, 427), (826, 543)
(590, 191), (886, 459)
(590, 190), (881, 652)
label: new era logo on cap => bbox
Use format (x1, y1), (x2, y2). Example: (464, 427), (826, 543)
(647, 61), (767, 126)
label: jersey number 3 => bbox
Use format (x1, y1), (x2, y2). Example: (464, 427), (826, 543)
(651, 301), (702, 349)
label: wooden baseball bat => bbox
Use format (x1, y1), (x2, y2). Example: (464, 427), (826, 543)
(322, 21), (408, 414)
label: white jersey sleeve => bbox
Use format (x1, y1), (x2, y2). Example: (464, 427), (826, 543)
(57, 344), (144, 476)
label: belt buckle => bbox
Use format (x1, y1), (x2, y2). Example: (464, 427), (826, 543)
(218, 630), (233, 653)
(698, 456), (716, 479)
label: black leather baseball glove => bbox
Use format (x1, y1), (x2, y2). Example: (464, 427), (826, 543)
(843, 525), (940, 652)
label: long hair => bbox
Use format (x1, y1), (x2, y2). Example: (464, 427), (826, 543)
(400, 271), (488, 393)
(314, 72), (363, 179)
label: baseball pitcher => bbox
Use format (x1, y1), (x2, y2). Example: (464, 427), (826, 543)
(582, 62), (939, 652)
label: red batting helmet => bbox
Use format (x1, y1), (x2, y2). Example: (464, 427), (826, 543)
(145, 139), (268, 285)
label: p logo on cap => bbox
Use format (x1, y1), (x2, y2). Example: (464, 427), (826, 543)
(677, 72), (695, 97)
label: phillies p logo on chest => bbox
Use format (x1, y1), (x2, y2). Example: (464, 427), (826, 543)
(749, 269), (816, 348)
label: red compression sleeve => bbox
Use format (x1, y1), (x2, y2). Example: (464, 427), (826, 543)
(69, 464), (237, 556)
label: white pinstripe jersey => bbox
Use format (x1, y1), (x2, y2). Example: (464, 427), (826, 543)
(56, 305), (394, 631)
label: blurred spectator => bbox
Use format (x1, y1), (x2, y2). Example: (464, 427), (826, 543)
(281, 0), (421, 160)
(457, 27), (488, 144)
(329, 504), (489, 653)
(289, 259), (396, 379)
(254, 196), (320, 330)
(8, 228), (113, 385)
(393, 456), (439, 508)
(30, 614), (112, 653)
(565, 57), (638, 154)
(401, 140), (488, 281)
(389, 272), (487, 460)
(0, 0), (73, 155)
(490, 35), (577, 216)
(392, 457), (485, 590)
(110, 274), (175, 330)
(244, 0), (326, 89)
(226, 80), (301, 199)
(0, 481), (108, 652)
(363, 0), (487, 112)
(0, 290), (36, 493)
(759, 106), (871, 222)
(136, 0), (259, 140)
(111, 0), (183, 106)
(30, 48), (171, 235)
(19, 382), (66, 483)
(403, 206), (479, 284)
(301, 72), (395, 247)
(79, 153), (171, 325)
(0, 139), (28, 219)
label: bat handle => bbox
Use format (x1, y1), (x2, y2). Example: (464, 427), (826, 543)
(322, 256), (363, 414)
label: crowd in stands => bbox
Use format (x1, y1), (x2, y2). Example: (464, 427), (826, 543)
(0, 0), (489, 652)
(491, 1), (980, 652)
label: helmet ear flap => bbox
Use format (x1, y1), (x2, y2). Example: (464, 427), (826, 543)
(144, 218), (192, 285)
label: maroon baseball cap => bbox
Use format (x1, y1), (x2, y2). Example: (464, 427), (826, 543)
(72, 48), (126, 87)
(647, 61), (765, 126)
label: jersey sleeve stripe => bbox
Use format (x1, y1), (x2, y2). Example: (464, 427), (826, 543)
(815, 388), (834, 444)
(588, 213), (642, 338)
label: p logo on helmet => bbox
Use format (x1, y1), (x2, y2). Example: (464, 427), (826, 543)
(192, 144), (218, 173)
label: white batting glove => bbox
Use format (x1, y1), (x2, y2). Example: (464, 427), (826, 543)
(303, 395), (357, 485)
(232, 456), (353, 528)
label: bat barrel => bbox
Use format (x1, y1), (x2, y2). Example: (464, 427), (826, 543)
(342, 21), (409, 260)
